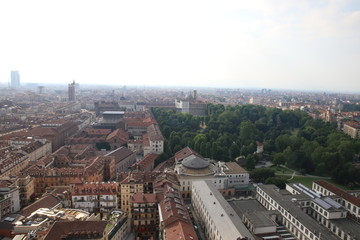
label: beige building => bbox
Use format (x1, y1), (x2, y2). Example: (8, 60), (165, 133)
(343, 121), (360, 138)
(0, 140), (51, 178)
(118, 172), (157, 212)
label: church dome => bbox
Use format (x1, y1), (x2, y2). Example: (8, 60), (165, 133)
(182, 155), (210, 169)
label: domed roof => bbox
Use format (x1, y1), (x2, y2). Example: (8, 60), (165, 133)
(182, 154), (210, 169)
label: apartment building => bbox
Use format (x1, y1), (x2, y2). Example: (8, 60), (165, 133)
(71, 182), (118, 213)
(343, 121), (360, 138)
(118, 172), (158, 212)
(130, 193), (158, 239)
(0, 182), (20, 220)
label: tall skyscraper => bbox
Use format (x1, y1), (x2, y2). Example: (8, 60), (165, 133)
(68, 80), (76, 101)
(10, 70), (20, 88)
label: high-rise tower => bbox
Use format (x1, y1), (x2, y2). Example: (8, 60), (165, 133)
(68, 80), (76, 101)
(10, 70), (20, 88)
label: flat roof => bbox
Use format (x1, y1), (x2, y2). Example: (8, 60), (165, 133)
(258, 185), (339, 240)
(192, 180), (255, 240)
(230, 200), (277, 228)
(330, 218), (360, 238)
(229, 199), (268, 218)
(103, 111), (125, 115)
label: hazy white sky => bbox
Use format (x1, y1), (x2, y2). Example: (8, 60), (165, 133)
(0, 0), (359, 92)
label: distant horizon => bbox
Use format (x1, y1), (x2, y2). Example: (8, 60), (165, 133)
(1, 80), (360, 95)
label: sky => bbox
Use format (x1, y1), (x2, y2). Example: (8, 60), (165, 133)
(0, 0), (359, 92)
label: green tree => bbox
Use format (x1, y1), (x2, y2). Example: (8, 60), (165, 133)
(250, 168), (275, 182)
(265, 177), (288, 189)
(245, 155), (256, 171)
(273, 152), (286, 166)
(229, 142), (239, 161)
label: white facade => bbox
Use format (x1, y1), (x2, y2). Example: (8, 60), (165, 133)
(312, 181), (360, 220)
(0, 186), (20, 214)
(72, 194), (118, 213)
(192, 180), (255, 240)
(149, 139), (163, 154)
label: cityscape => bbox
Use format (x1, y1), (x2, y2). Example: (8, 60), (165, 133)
(0, 73), (359, 240)
(1, 1), (360, 240)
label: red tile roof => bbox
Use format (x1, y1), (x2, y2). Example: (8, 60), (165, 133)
(44, 221), (107, 240)
(314, 181), (360, 207)
(71, 182), (117, 196)
(83, 128), (112, 136)
(106, 128), (129, 141)
(164, 220), (198, 240)
(21, 194), (61, 217)
(156, 178), (197, 240)
(131, 153), (159, 171)
(131, 193), (158, 203)
(344, 121), (360, 129)
(127, 121), (152, 127)
(174, 147), (202, 162)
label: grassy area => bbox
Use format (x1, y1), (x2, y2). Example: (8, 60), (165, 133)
(270, 165), (293, 175)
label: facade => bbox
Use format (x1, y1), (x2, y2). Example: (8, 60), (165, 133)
(257, 183), (360, 240)
(68, 80), (76, 102)
(10, 70), (20, 88)
(174, 147), (249, 199)
(71, 182), (118, 213)
(118, 172), (158, 212)
(15, 176), (35, 206)
(343, 121), (360, 138)
(107, 213), (131, 240)
(144, 124), (164, 155)
(192, 180), (254, 240)
(20, 156), (112, 194)
(175, 90), (207, 116)
(312, 180), (360, 221)
(130, 193), (158, 239)
(0, 182), (20, 219)
(6, 121), (79, 151)
(125, 111), (164, 156)
(0, 140), (51, 178)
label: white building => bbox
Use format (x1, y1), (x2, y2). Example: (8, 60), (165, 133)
(192, 180), (255, 240)
(312, 180), (360, 221)
(0, 184), (20, 219)
(71, 182), (118, 213)
(174, 149), (249, 199)
(257, 183), (360, 240)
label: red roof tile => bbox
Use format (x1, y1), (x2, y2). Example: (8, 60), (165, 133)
(174, 147), (202, 162)
(44, 221), (107, 240)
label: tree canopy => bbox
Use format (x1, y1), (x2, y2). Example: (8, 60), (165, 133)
(152, 104), (360, 186)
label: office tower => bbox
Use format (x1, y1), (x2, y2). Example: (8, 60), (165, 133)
(38, 86), (44, 94)
(10, 71), (20, 88)
(68, 80), (76, 101)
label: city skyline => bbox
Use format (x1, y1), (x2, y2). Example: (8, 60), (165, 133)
(0, 0), (359, 93)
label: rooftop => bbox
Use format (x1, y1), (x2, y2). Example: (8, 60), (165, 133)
(314, 180), (360, 207)
(193, 180), (255, 240)
(182, 155), (210, 169)
(258, 184), (338, 240)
